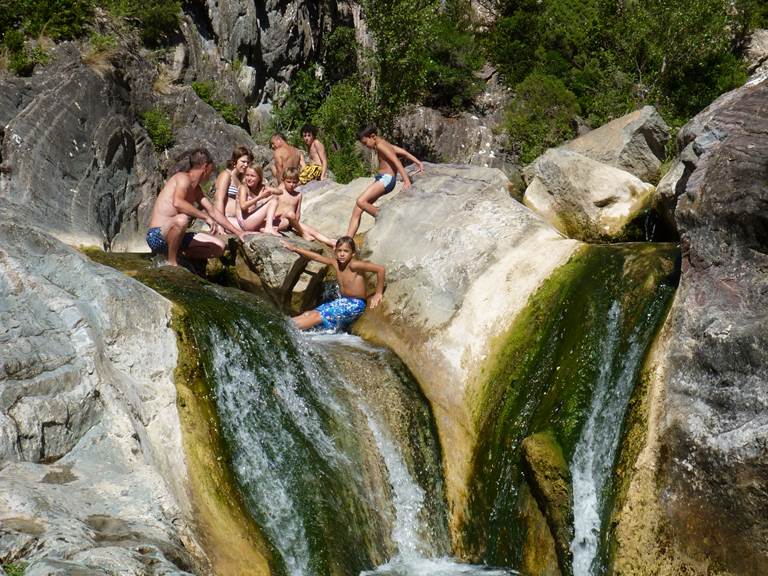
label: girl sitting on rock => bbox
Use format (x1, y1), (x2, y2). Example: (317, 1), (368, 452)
(237, 163), (281, 233)
(282, 236), (385, 331)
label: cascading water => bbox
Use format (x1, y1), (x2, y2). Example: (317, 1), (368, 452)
(101, 258), (511, 576)
(570, 289), (675, 575)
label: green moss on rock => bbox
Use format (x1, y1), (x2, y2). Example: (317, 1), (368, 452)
(461, 243), (677, 571)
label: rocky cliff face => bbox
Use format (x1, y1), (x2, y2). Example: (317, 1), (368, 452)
(612, 76), (768, 575)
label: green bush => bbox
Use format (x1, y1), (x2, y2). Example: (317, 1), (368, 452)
(313, 81), (376, 183)
(192, 81), (242, 126)
(505, 72), (580, 163)
(2, 562), (27, 576)
(1, 0), (94, 41)
(271, 66), (327, 136)
(140, 109), (175, 151)
(423, 11), (483, 113)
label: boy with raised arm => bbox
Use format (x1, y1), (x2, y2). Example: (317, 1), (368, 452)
(346, 125), (424, 237)
(283, 236), (385, 331)
(146, 147), (247, 266)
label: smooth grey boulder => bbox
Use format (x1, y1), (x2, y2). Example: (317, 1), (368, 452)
(0, 222), (201, 574)
(747, 29), (768, 76)
(236, 234), (329, 313)
(562, 105), (670, 183)
(612, 76), (768, 575)
(523, 149), (655, 241)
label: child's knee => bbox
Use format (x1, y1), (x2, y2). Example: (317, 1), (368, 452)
(173, 214), (190, 228)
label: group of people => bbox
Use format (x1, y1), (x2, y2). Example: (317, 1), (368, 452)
(146, 125), (423, 331)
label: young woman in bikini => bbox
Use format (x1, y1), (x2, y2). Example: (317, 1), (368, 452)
(214, 146), (253, 230)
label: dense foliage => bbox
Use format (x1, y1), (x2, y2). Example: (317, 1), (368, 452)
(485, 0), (766, 160)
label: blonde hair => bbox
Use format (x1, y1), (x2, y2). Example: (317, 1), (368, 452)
(284, 167), (300, 181)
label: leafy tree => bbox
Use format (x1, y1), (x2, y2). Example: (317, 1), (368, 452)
(505, 72), (580, 163)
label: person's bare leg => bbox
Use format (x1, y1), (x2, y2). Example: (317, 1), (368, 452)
(346, 180), (385, 237)
(300, 222), (336, 248)
(182, 233), (226, 260)
(164, 214), (190, 266)
(284, 211), (308, 238)
(240, 201), (273, 232)
(292, 310), (323, 330)
(263, 201), (282, 236)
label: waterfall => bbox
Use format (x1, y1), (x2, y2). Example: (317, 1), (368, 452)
(570, 289), (674, 575)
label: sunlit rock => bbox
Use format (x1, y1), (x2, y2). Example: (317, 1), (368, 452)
(0, 222), (200, 574)
(301, 163), (581, 539)
(612, 76), (768, 575)
(562, 105), (670, 183)
(523, 149), (655, 241)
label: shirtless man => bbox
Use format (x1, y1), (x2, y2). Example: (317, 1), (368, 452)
(146, 147), (247, 266)
(271, 167), (335, 247)
(270, 132), (303, 185)
(299, 123), (328, 182)
(346, 125), (423, 237)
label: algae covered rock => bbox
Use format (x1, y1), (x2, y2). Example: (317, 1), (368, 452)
(562, 106), (670, 184)
(611, 76), (768, 575)
(523, 149), (655, 242)
(521, 433), (574, 576)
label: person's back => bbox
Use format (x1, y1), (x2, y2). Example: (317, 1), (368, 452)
(271, 133), (302, 183)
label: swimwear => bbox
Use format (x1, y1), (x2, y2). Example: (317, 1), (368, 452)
(227, 183), (239, 198)
(146, 227), (195, 255)
(315, 297), (367, 331)
(299, 164), (323, 184)
(374, 172), (396, 194)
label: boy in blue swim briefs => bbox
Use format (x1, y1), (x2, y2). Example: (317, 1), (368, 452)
(346, 125), (423, 238)
(282, 236), (385, 331)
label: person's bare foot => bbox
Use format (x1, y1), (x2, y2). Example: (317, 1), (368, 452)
(265, 228), (282, 237)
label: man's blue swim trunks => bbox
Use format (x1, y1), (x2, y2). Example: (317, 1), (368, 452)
(316, 297), (367, 330)
(146, 227), (195, 254)
(374, 172), (397, 194)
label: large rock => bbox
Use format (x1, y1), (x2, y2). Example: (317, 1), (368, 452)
(612, 76), (768, 575)
(0, 45), (158, 252)
(236, 234), (329, 313)
(656, 70), (768, 235)
(523, 149), (655, 241)
(562, 105), (670, 183)
(393, 104), (515, 174)
(0, 222), (200, 574)
(300, 164), (581, 536)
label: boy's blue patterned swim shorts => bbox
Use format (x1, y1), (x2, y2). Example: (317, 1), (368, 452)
(146, 227), (195, 254)
(316, 297), (367, 330)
